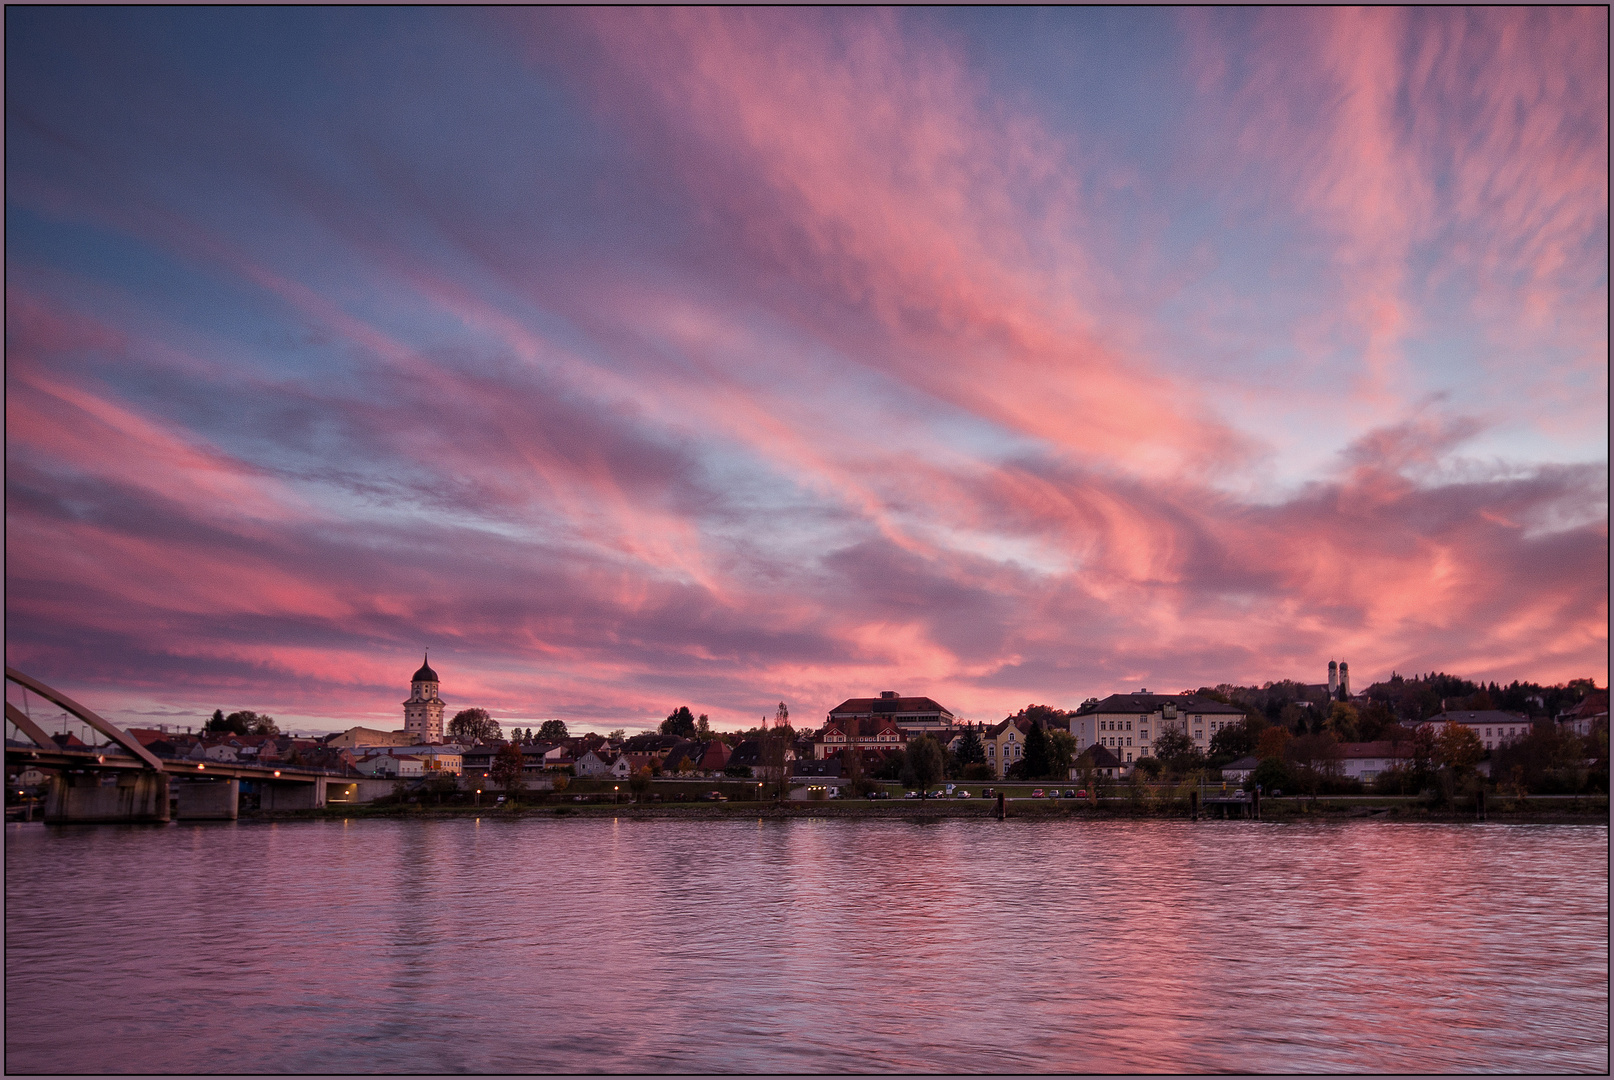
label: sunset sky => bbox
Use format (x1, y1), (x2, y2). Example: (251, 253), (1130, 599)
(6, 8), (1607, 736)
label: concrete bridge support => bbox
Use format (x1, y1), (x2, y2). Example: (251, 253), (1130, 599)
(175, 778), (240, 820)
(258, 776), (327, 811)
(45, 770), (170, 824)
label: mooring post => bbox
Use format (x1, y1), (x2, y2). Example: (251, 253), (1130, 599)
(1253, 788), (1260, 821)
(1477, 788), (1485, 822)
(997, 790), (1005, 821)
(1190, 790), (1198, 821)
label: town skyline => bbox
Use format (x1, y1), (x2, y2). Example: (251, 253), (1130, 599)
(6, 9), (1607, 738)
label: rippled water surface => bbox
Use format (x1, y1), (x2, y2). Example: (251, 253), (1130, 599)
(6, 817), (1608, 1073)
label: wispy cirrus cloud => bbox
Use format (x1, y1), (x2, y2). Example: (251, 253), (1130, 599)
(5, 8), (1605, 733)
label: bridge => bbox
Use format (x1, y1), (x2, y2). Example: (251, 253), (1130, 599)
(5, 667), (366, 823)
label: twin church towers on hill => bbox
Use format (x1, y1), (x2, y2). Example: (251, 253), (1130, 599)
(403, 654), (445, 743)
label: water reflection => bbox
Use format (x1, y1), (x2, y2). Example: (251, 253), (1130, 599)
(6, 819), (1607, 1073)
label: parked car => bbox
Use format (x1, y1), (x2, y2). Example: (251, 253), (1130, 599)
(982, 788), (995, 798)
(1047, 789), (1060, 799)
(706, 791), (728, 801)
(955, 790), (970, 798)
(1075, 789), (1087, 798)
(1031, 789), (1045, 798)
(867, 789), (890, 799)
(1063, 789), (1075, 798)
(904, 790), (920, 799)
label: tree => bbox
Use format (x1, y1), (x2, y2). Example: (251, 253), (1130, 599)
(607, 729), (626, 743)
(1435, 724), (1483, 774)
(904, 735), (945, 796)
(696, 714), (713, 741)
(842, 718), (868, 795)
(425, 770), (459, 805)
(1021, 723), (1051, 779)
(1153, 728), (1202, 776)
(1251, 756), (1292, 793)
(449, 709), (502, 743)
(537, 719), (569, 742)
(661, 706), (697, 739)
(629, 765), (653, 802)
(207, 709), (227, 733)
(760, 726), (793, 798)
(1047, 729), (1077, 779)
(1255, 726), (1290, 761)
(775, 701), (790, 728)
(1325, 702), (1360, 742)
(491, 742), (526, 799)
(953, 725), (986, 768)
(1209, 722), (1255, 763)
(218, 711), (274, 736)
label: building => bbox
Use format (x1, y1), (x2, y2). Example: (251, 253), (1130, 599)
(1426, 710), (1534, 751)
(575, 750), (615, 778)
(814, 717), (909, 759)
(981, 717), (1034, 779)
(1557, 693), (1608, 738)
(402, 654), (445, 744)
(826, 692), (956, 733)
(1072, 693), (1246, 765)
(1337, 741), (1412, 781)
(325, 726), (417, 749)
(1222, 755), (1260, 783)
(789, 758), (846, 798)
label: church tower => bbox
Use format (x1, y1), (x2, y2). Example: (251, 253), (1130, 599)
(403, 654), (445, 743)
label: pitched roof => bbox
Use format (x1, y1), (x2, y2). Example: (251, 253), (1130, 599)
(828, 695), (955, 718)
(1430, 710), (1530, 725)
(1079, 693), (1244, 715)
(1079, 744), (1122, 768)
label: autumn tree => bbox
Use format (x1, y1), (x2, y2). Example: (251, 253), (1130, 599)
(1255, 726), (1290, 761)
(629, 765), (653, 802)
(696, 713), (713, 741)
(1325, 702), (1361, 742)
(449, 708), (502, 743)
(1435, 723), (1484, 774)
(537, 719), (569, 742)
(490, 741), (526, 799)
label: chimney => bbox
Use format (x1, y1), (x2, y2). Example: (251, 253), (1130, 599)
(881, 691), (897, 699)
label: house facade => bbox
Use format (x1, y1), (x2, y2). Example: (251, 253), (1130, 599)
(826, 692), (957, 733)
(981, 717), (1033, 779)
(1336, 741), (1412, 781)
(814, 717), (909, 759)
(1072, 693), (1246, 766)
(1426, 711), (1534, 751)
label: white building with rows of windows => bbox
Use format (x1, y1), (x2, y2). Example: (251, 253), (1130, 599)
(1071, 692), (1246, 767)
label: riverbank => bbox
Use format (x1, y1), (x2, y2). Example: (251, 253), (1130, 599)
(247, 794), (1608, 824)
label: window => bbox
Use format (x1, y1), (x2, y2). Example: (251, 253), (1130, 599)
(1126, 721), (1133, 731)
(1127, 738), (1132, 747)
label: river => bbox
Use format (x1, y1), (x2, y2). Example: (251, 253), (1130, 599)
(5, 817), (1607, 1073)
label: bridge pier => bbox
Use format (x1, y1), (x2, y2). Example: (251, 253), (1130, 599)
(44, 770), (170, 824)
(258, 776), (327, 811)
(175, 778), (240, 820)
